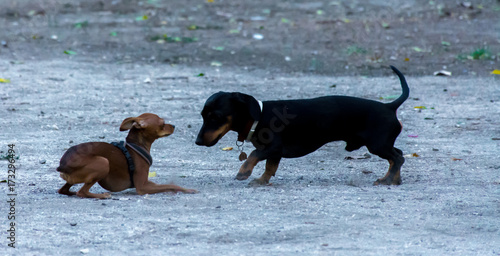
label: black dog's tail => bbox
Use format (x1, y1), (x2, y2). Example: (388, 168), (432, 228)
(386, 65), (410, 111)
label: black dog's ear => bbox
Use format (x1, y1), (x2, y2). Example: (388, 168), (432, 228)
(206, 91), (226, 104)
(231, 93), (262, 121)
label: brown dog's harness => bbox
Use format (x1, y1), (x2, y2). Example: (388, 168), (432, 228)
(111, 141), (153, 188)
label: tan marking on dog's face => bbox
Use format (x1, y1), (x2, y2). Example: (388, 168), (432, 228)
(200, 116), (232, 146)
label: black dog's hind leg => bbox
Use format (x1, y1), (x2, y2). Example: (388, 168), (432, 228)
(372, 147), (404, 185)
(248, 157), (281, 186)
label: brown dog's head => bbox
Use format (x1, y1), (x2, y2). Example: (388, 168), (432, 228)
(196, 92), (261, 147)
(120, 113), (175, 140)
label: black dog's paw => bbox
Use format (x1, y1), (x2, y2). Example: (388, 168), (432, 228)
(247, 178), (270, 187)
(373, 176), (402, 186)
(235, 172), (250, 180)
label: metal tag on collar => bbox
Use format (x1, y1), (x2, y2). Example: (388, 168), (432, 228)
(236, 140), (247, 161)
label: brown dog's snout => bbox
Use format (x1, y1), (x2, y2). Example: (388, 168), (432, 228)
(163, 124), (175, 136)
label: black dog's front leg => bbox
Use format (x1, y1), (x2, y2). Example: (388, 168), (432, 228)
(248, 157), (281, 186)
(236, 150), (260, 180)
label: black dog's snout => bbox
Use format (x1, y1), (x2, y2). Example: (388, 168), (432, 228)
(195, 136), (203, 145)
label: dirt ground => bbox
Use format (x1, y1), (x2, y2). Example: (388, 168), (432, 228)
(1, 0), (499, 76)
(1, 1), (500, 255)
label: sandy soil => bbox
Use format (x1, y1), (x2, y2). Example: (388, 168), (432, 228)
(1, 0), (499, 76)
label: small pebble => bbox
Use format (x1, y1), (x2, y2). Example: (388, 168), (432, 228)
(253, 34), (264, 40)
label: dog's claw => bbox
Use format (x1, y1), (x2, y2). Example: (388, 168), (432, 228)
(248, 178), (270, 187)
(183, 189), (199, 194)
(373, 177), (401, 186)
(75, 191), (111, 199)
(98, 192), (111, 199)
(59, 191), (77, 196)
(235, 175), (249, 180)
(236, 172), (250, 180)
(91, 192), (112, 199)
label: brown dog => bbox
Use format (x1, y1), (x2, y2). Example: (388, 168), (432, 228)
(57, 113), (197, 199)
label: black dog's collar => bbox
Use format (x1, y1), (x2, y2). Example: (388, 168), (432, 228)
(110, 141), (153, 188)
(245, 100), (263, 141)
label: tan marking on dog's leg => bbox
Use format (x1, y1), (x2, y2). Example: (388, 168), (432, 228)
(236, 151), (260, 180)
(250, 158), (281, 186)
(203, 116), (232, 144)
(392, 168), (402, 185)
(374, 160), (394, 185)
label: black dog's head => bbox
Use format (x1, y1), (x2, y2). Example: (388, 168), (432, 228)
(196, 92), (261, 147)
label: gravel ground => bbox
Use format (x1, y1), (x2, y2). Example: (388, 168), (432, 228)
(1, 60), (499, 255)
(1, 0), (499, 76)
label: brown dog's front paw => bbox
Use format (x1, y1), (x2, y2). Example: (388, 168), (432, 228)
(373, 177), (402, 186)
(183, 188), (199, 194)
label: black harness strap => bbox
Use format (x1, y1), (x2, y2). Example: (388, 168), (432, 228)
(127, 142), (153, 166)
(111, 141), (136, 188)
(110, 141), (154, 189)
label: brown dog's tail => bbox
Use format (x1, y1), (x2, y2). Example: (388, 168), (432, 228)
(386, 65), (410, 111)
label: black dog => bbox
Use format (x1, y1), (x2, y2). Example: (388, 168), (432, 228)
(196, 66), (409, 186)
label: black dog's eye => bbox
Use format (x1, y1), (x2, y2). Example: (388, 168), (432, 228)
(208, 113), (217, 120)
(207, 112), (223, 122)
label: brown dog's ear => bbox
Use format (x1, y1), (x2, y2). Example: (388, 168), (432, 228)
(119, 117), (144, 131)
